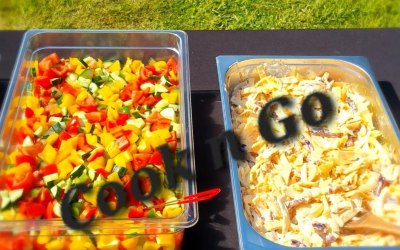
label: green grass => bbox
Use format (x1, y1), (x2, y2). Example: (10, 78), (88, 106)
(0, 0), (399, 30)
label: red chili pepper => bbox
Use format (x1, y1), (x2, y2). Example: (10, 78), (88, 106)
(40, 164), (58, 176)
(25, 107), (35, 118)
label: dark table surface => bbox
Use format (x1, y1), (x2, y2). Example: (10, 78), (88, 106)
(1, 29), (400, 250)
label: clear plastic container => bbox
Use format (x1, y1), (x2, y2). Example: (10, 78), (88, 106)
(0, 30), (197, 250)
(217, 56), (400, 249)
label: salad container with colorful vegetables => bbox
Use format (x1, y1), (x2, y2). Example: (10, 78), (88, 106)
(0, 30), (197, 250)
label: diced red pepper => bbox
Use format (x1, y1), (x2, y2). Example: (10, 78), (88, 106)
(139, 176), (151, 194)
(80, 206), (97, 220)
(120, 82), (139, 101)
(76, 95), (98, 112)
(148, 150), (163, 166)
(128, 206), (144, 218)
(40, 164), (58, 176)
(16, 154), (36, 170)
(27, 202), (46, 217)
(87, 148), (104, 162)
(77, 133), (92, 152)
(105, 120), (117, 131)
(132, 90), (144, 105)
(6, 171), (34, 192)
(109, 126), (124, 138)
(34, 76), (52, 89)
(167, 57), (178, 73)
(38, 53), (60, 75)
(132, 154), (151, 171)
(36, 188), (53, 205)
(60, 82), (79, 96)
(124, 177), (141, 206)
(49, 64), (68, 78)
(67, 116), (80, 134)
(25, 107), (34, 118)
(45, 202), (56, 219)
(59, 131), (72, 141)
(95, 168), (109, 178)
(116, 113), (129, 125)
(166, 131), (177, 152)
(115, 136), (130, 151)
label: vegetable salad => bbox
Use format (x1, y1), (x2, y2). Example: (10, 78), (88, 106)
(0, 53), (185, 250)
(231, 67), (400, 247)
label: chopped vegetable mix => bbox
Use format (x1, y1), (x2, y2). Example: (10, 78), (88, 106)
(0, 53), (185, 250)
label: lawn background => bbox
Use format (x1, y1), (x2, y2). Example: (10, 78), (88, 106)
(0, 0), (400, 30)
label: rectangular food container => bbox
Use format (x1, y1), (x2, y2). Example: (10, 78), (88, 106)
(0, 30), (197, 250)
(216, 55), (400, 249)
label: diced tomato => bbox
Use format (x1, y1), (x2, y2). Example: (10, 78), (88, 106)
(25, 107), (34, 118)
(116, 113), (129, 125)
(19, 141), (43, 158)
(116, 136), (130, 151)
(124, 177), (141, 206)
(119, 82), (139, 101)
(128, 206), (144, 218)
(138, 66), (153, 82)
(87, 148), (104, 162)
(167, 57), (178, 72)
(105, 120), (117, 131)
(86, 110), (106, 123)
(34, 76), (52, 89)
(16, 154), (36, 170)
(76, 95), (98, 112)
(6, 171), (34, 192)
(152, 197), (165, 212)
(150, 118), (171, 131)
(67, 116), (80, 134)
(24, 202), (46, 217)
(143, 95), (158, 106)
(132, 154), (151, 171)
(60, 82), (79, 96)
(40, 164), (58, 176)
(11, 232), (31, 250)
(131, 90), (144, 105)
(139, 176), (151, 194)
(38, 53), (60, 74)
(148, 150), (163, 166)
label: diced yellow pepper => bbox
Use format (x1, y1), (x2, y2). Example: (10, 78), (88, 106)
(1, 209), (15, 220)
(137, 139), (152, 154)
(108, 60), (121, 72)
(33, 122), (42, 131)
(45, 239), (64, 250)
(6, 162), (30, 176)
(161, 90), (178, 104)
(98, 86), (113, 100)
(46, 133), (59, 146)
(69, 150), (84, 166)
(70, 57), (85, 67)
(107, 107), (118, 122)
(15, 213), (26, 220)
(69, 236), (96, 250)
(153, 128), (171, 140)
(121, 237), (139, 249)
(97, 235), (119, 250)
(107, 172), (122, 185)
(67, 136), (79, 149)
(128, 133), (139, 144)
(143, 241), (160, 250)
(57, 158), (73, 179)
(130, 60), (143, 75)
(145, 133), (166, 149)
(156, 234), (175, 248)
(6, 151), (19, 165)
(49, 106), (62, 115)
(83, 187), (100, 206)
(105, 159), (114, 172)
(87, 156), (106, 170)
(114, 151), (133, 167)
(76, 90), (89, 102)
(39, 144), (57, 164)
(67, 105), (78, 115)
(100, 133), (116, 148)
(75, 64), (84, 75)
(106, 141), (120, 158)
(154, 60), (167, 70)
(60, 94), (76, 108)
(162, 206), (183, 218)
(86, 134), (98, 146)
(56, 140), (74, 163)
(26, 96), (40, 109)
(97, 58), (103, 68)
(37, 230), (51, 245)
(122, 124), (141, 135)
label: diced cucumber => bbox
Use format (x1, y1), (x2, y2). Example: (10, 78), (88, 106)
(88, 168), (96, 181)
(171, 122), (181, 139)
(160, 75), (170, 85)
(131, 112), (143, 119)
(123, 99), (133, 106)
(112, 166), (127, 177)
(79, 69), (93, 80)
(29, 188), (41, 199)
(83, 56), (96, 66)
(168, 104), (179, 112)
(142, 199), (154, 208)
(82, 150), (92, 161)
(51, 122), (65, 133)
(50, 185), (61, 199)
(53, 202), (62, 217)
(94, 67), (104, 76)
(93, 175), (106, 188)
(65, 73), (78, 84)
(160, 107), (176, 122)
(71, 202), (83, 219)
(126, 118), (145, 129)
(9, 189), (24, 203)
(88, 82), (99, 94)
(140, 82), (155, 93)
(102, 60), (115, 69)
(50, 87), (62, 98)
(0, 190), (10, 210)
(70, 165), (85, 180)
(43, 173), (59, 185)
(61, 107), (68, 116)
(73, 172), (89, 184)
(22, 136), (34, 147)
(30, 67), (37, 77)
(51, 78), (62, 85)
(78, 77), (91, 88)
(154, 84), (168, 95)
(48, 116), (62, 124)
(79, 58), (89, 67)
(155, 99), (169, 110)
(57, 180), (66, 188)
(119, 106), (130, 115)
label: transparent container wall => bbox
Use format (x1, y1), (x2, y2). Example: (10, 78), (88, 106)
(0, 30), (197, 249)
